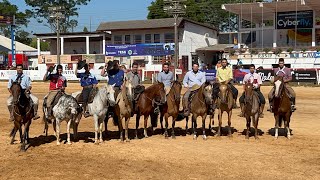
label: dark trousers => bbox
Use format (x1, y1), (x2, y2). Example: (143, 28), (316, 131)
(239, 89), (266, 104)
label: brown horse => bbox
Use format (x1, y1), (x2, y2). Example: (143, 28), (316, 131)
(135, 82), (166, 138)
(272, 76), (292, 139)
(9, 82), (34, 151)
(243, 82), (260, 139)
(114, 79), (134, 142)
(159, 81), (182, 139)
(216, 82), (234, 137)
(185, 83), (213, 140)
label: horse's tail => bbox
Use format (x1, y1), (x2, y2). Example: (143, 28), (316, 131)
(150, 112), (158, 128)
(112, 114), (119, 126)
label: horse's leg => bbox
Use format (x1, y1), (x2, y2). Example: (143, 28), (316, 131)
(53, 120), (57, 137)
(118, 116), (124, 142)
(160, 113), (164, 134)
(73, 121), (79, 142)
(274, 115), (279, 139)
(21, 120), (31, 152)
(10, 126), (18, 145)
(185, 116), (189, 134)
(245, 115), (251, 139)
(125, 117), (130, 142)
(285, 113), (291, 139)
(202, 114), (207, 140)
(55, 119), (61, 145)
(192, 115), (197, 140)
(227, 111), (232, 137)
(135, 114), (140, 139)
(143, 115), (149, 138)
(172, 116), (176, 139)
(217, 110), (222, 137)
(99, 118), (104, 143)
(164, 113), (169, 139)
(67, 120), (72, 145)
(93, 115), (99, 144)
(104, 115), (109, 139)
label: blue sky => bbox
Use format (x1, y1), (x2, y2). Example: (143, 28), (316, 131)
(10, 0), (154, 34)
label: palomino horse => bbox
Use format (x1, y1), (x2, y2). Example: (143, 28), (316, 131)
(113, 79), (134, 142)
(72, 84), (116, 144)
(243, 82), (260, 139)
(185, 83), (213, 140)
(272, 76), (292, 139)
(9, 82), (34, 151)
(216, 82), (234, 137)
(159, 81), (182, 139)
(135, 82), (166, 138)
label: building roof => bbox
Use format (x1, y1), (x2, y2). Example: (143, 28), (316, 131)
(97, 18), (217, 31)
(0, 35), (37, 52)
(34, 31), (110, 39)
(223, 0), (320, 22)
(196, 44), (234, 52)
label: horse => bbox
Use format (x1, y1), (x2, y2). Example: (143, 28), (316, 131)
(135, 82), (166, 138)
(272, 76), (292, 139)
(51, 95), (82, 145)
(113, 79), (134, 142)
(216, 82), (234, 137)
(9, 82), (34, 152)
(243, 82), (260, 139)
(72, 84), (116, 144)
(185, 83), (213, 140)
(159, 81), (182, 139)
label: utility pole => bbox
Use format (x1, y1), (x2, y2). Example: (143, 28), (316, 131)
(164, 0), (186, 80)
(11, 15), (16, 67)
(49, 6), (65, 65)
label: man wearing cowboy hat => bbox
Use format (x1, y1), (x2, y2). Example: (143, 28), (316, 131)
(157, 62), (174, 95)
(182, 62), (206, 116)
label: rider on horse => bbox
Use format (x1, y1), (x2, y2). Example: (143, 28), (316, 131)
(127, 62), (145, 112)
(239, 64), (266, 118)
(7, 64), (40, 121)
(43, 64), (67, 117)
(75, 61), (98, 118)
(157, 62), (174, 95)
(182, 61), (206, 116)
(268, 58), (296, 112)
(214, 58), (238, 108)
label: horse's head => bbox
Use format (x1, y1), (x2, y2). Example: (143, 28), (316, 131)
(219, 83), (229, 103)
(155, 82), (166, 104)
(10, 81), (22, 105)
(244, 82), (254, 103)
(203, 83), (213, 105)
(124, 78), (134, 101)
(105, 84), (116, 106)
(274, 76), (284, 98)
(171, 81), (182, 101)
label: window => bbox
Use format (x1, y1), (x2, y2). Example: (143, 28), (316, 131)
(125, 35), (131, 44)
(154, 34), (160, 43)
(114, 35), (122, 44)
(164, 33), (174, 43)
(152, 56), (167, 64)
(145, 34), (151, 43)
(134, 35), (142, 44)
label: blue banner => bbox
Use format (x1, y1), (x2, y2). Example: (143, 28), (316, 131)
(203, 69), (216, 81)
(276, 10), (313, 29)
(105, 43), (175, 56)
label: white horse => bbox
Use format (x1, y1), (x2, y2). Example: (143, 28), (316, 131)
(52, 94), (82, 145)
(72, 84), (116, 144)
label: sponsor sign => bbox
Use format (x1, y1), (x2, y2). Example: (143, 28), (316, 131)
(203, 69), (216, 81)
(105, 43), (175, 57)
(292, 69), (317, 83)
(276, 10), (313, 29)
(175, 69), (183, 75)
(256, 69), (274, 82)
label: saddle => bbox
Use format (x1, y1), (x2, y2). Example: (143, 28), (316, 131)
(188, 89), (199, 103)
(76, 87), (99, 104)
(133, 85), (145, 101)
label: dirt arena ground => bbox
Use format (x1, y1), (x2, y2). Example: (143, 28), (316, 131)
(0, 82), (319, 180)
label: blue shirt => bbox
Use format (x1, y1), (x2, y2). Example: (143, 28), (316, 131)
(183, 70), (206, 88)
(157, 71), (174, 87)
(8, 73), (31, 89)
(77, 73), (98, 87)
(108, 69), (124, 87)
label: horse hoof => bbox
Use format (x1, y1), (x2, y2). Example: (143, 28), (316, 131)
(255, 136), (259, 140)
(165, 136), (168, 139)
(94, 140), (99, 145)
(126, 139), (130, 143)
(56, 142), (61, 145)
(135, 136), (138, 140)
(172, 135), (176, 139)
(274, 137), (278, 140)
(20, 148), (26, 152)
(193, 135), (197, 140)
(144, 135), (149, 138)
(202, 135), (207, 140)
(287, 136), (291, 140)
(67, 142), (72, 145)
(228, 134), (233, 138)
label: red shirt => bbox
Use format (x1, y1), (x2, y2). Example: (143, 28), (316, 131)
(47, 74), (67, 90)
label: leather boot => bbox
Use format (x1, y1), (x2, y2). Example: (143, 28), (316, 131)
(83, 103), (90, 118)
(33, 104), (40, 120)
(7, 105), (14, 122)
(259, 104), (265, 118)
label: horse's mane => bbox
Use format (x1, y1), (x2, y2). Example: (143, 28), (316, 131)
(144, 82), (164, 93)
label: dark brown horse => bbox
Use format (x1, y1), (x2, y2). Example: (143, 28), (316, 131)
(272, 76), (292, 139)
(185, 83), (213, 140)
(9, 82), (34, 151)
(135, 82), (166, 138)
(243, 82), (260, 139)
(159, 81), (182, 139)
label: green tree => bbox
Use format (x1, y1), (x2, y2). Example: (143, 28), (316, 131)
(0, 0), (32, 45)
(30, 38), (50, 51)
(83, 26), (89, 32)
(147, 0), (170, 19)
(25, 0), (91, 33)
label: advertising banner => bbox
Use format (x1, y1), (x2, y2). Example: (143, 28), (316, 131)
(256, 69), (274, 82)
(204, 69), (216, 81)
(105, 43), (175, 57)
(292, 69), (317, 83)
(276, 10), (313, 29)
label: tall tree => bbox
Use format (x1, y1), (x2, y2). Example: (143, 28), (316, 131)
(0, 0), (31, 45)
(25, 0), (91, 33)
(147, 0), (170, 19)
(83, 26), (89, 32)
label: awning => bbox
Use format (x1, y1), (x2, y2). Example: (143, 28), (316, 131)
(196, 44), (234, 52)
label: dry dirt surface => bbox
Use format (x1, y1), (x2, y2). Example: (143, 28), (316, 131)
(0, 82), (319, 180)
